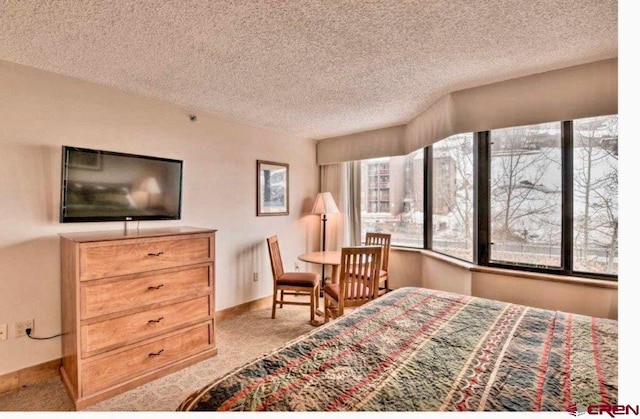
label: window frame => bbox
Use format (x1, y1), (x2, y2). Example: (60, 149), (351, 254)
(361, 118), (618, 281)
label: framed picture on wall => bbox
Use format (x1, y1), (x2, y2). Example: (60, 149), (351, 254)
(257, 160), (289, 216)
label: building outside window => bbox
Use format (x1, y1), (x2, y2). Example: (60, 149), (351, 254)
(360, 150), (424, 247)
(432, 133), (474, 262)
(365, 161), (390, 213)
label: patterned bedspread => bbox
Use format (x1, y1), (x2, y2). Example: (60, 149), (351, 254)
(178, 287), (617, 411)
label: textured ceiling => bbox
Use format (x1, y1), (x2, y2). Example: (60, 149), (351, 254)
(0, 1), (617, 139)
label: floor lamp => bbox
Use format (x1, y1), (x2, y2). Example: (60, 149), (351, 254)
(311, 192), (340, 291)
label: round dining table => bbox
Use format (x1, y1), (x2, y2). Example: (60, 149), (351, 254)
(297, 250), (341, 326)
(297, 250), (341, 285)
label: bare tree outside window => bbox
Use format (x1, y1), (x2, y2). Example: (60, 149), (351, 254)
(432, 133), (474, 261)
(490, 123), (562, 267)
(573, 115), (618, 274)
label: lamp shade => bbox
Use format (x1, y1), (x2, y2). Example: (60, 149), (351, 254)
(140, 177), (162, 194)
(311, 192), (339, 215)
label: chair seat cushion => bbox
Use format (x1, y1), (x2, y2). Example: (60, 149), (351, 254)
(324, 283), (341, 300)
(277, 272), (320, 287)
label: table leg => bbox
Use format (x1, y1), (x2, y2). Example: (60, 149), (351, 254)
(312, 264), (338, 327)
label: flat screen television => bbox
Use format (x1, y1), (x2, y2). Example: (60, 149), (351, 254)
(60, 146), (183, 223)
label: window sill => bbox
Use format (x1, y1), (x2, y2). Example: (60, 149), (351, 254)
(389, 247), (618, 290)
(419, 249), (474, 270)
(470, 265), (617, 289)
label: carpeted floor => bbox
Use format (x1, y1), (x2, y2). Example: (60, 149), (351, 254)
(0, 303), (316, 411)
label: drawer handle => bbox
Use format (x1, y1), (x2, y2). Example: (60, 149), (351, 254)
(147, 251), (164, 257)
(148, 349), (164, 357)
(147, 284), (164, 290)
(147, 316), (164, 324)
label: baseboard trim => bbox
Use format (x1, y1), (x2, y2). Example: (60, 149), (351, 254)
(0, 296), (274, 394)
(0, 358), (61, 395)
(215, 295), (272, 323)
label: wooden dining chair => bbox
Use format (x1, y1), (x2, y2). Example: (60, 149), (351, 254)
(364, 232), (391, 294)
(267, 235), (320, 323)
(324, 245), (382, 322)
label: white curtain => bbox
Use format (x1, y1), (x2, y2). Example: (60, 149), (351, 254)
(342, 161), (361, 246)
(319, 161), (361, 250)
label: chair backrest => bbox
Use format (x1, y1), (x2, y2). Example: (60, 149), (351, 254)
(364, 232), (391, 271)
(266, 235), (284, 281)
(338, 246), (382, 305)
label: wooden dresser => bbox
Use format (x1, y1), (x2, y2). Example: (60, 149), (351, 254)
(59, 227), (217, 409)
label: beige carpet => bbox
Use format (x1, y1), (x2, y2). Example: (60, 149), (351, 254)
(0, 303), (316, 411)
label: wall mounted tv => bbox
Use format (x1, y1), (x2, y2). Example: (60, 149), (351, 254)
(60, 146), (183, 223)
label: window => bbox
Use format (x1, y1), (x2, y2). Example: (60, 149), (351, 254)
(432, 133), (474, 261)
(489, 122), (562, 268)
(360, 150), (424, 247)
(573, 115), (618, 274)
(356, 115), (618, 281)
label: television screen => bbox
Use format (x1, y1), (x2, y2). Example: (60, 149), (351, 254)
(60, 146), (183, 222)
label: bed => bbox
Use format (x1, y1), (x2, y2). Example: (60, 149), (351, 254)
(178, 287), (617, 412)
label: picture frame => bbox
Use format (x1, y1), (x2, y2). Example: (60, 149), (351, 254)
(257, 160), (289, 216)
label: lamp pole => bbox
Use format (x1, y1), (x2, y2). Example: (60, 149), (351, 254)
(311, 192), (339, 297)
(321, 213), (327, 285)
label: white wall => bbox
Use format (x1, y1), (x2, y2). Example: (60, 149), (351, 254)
(0, 60), (320, 375)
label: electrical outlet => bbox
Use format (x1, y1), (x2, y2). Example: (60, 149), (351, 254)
(0, 324), (7, 341)
(294, 263), (300, 272)
(15, 319), (34, 338)
(252, 272), (259, 282)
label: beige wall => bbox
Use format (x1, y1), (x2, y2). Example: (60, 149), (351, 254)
(472, 272), (618, 320)
(422, 255), (472, 296)
(389, 250), (617, 320)
(387, 249), (422, 289)
(0, 60), (320, 375)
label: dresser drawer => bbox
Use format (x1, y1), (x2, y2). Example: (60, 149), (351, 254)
(80, 264), (212, 319)
(80, 234), (213, 280)
(82, 322), (212, 395)
(81, 296), (211, 355)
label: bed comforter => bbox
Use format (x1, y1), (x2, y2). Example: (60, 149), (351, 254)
(178, 287), (617, 411)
